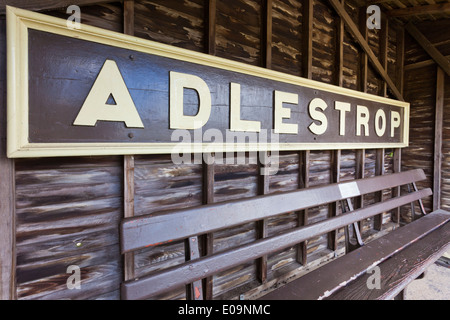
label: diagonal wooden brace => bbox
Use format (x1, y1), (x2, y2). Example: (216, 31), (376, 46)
(405, 22), (450, 77)
(327, 0), (404, 101)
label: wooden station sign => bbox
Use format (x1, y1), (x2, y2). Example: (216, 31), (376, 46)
(6, 6), (409, 158)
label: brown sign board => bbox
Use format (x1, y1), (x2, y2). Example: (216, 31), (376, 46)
(7, 7), (409, 158)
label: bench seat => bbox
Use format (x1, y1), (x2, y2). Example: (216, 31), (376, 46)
(120, 169), (449, 300)
(259, 209), (450, 300)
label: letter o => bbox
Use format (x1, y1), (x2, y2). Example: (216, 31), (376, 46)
(375, 109), (386, 137)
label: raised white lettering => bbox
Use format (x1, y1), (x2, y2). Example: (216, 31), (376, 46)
(73, 59), (144, 128)
(169, 71), (211, 130)
(308, 98), (328, 135)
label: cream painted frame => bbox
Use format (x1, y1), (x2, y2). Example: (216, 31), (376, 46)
(6, 6), (410, 158)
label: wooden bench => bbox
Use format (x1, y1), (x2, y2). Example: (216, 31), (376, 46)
(120, 169), (450, 300)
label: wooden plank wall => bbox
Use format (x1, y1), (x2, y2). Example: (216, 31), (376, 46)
(403, 19), (450, 218)
(13, 3), (125, 300)
(442, 71), (450, 212)
(6, 0), (404, 299)
(0, 16), (16, 301)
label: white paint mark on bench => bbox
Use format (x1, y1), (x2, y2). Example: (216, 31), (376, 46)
(339, 181), (360, 199)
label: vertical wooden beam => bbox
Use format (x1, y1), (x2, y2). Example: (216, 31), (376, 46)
(374, 149), (385, 230)
(355, 149), (365, 210)
(185, 236), (204, 300)
(379, 14), (388, 97)
(264, 0), (272, 69)
(297, 151), (310, 265)
(332, 1), (345, 253)
(203, 0), (216, 296)
(300, 0), (312, 259)
(123, 155), (135, 282)
(207, 0), (216, 55)
(358, 6), (368, 93)
(392, 149), (402, 223)
(123, 0), (134, 36)
(185, 144), (209, 301)
(331, 0), (345, 252)
(433, 67), (445, 211)
(392, 25), (404, 224)
(257, 152), (270, 283)
(203, 154), (215, 204)
(0, 158), (15, 300)
(335, 0), (344, 87)
(257, 0), (273, 281)
(395, 26), (405, 96)
(0, 17), (15, 300)
(328, 150), (341, 251)
(123, 1), (135, 290)
(302, 0), (313, 79)
(354, 149), (365, 236)
(202, 153), (215, 299)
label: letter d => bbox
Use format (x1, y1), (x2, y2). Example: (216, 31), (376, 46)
(169, 71), (212, 130)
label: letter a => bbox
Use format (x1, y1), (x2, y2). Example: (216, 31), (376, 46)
(366, 266), (381, 290)
(66, 265), (81, 290)
(73, 59), (144, 128)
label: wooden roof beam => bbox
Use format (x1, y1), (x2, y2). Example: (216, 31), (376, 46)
(328, 0), (404, 101)
(365, 0), (397, 6)
(405, 22), (450, 77)
(388, 3), (450, 17)
(405, 55), (450, 71)
(0, 1), (112, 14)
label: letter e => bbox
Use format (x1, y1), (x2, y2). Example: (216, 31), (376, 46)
(274, 91), (298, 134)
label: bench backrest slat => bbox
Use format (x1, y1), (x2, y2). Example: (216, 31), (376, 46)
(121, 187), (432, 300)
(121, 169), (426, 253)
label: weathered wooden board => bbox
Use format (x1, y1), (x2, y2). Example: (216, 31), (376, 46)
(312, 0), (336, 84)
(215, 0), (262, 66)
(0, 16), (16, 301)
(401, 19), (450, 217)
(271, 0), (302, 76)
(132, 154), (202, 299)
(402, 65), (436, 217)
(40, 3), (124, 32)
(13, 3), (125, 300)
(440, 71), (450, 213)
(15, 156), (123, 299)
(342, 0), (359, 91)
(212, 154), (259, 298)
(134, 0), (205, 53)
(327, 217), (450, 300)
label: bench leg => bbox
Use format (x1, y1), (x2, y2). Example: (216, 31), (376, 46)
(393, 290), (404, 300)
(412, 182), (427, 216)
(416, 271), (427, 280)
(185, 236), (204, 300)
(408, 183), (427, 222)
(341, 199), (364, 253)
(392, 271), (428, 300)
